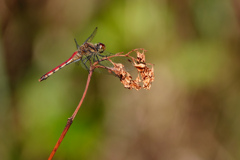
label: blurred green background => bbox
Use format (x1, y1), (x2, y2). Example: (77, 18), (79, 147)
(1, 0), (240, 159)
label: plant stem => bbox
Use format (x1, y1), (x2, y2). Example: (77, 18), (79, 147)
(48, 69), (93, 160)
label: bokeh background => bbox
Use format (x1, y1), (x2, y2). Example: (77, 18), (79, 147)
(1, 0), (240, 159)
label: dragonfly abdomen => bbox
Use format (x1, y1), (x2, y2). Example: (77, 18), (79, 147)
(39, 52), (79, 82)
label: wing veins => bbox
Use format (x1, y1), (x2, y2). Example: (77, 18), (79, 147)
(84, 27), (98, 43)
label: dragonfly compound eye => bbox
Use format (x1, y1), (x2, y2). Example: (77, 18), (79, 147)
(97, 43), (106, 53)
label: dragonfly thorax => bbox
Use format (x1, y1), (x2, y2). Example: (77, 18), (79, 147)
(96, 43), (106, 53)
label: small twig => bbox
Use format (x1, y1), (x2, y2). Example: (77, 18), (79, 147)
(48, 68), (93, 160)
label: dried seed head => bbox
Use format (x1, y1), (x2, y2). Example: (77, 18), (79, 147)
(141, 65), (154, 90)
(136, 50), (146, 63)
(108, 63), (141, 90)
(93, 48), (154, 90)
(133, 49), (154, 90)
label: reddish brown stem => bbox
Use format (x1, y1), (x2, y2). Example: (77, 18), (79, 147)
(48, 69), (93, 160)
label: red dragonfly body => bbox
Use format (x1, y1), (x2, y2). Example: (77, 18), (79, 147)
(39, 27), (106, 82)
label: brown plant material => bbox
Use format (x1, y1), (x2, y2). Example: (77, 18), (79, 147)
(93, 48), (154, 90)
(114, 62), (142, 90)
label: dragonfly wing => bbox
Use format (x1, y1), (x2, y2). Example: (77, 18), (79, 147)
(84, 27), (98, 43)
(74, 38), (80, 49)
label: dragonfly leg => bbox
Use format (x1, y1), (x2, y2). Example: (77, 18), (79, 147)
(81, 56), (92, 71)
(93, 54), (98, 62)
(98, 54), (108, 58)
(97, 54), (109, 64)
(95, 54), (107, 67)
(82, 56), (92, 64)
(81, 59), (89, 71)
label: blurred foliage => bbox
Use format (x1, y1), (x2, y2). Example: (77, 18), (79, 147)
(1, 0), (240, 159)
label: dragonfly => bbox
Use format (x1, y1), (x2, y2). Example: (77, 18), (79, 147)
(39, 27), (107, 82)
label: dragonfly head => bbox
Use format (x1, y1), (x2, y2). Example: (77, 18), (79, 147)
(97, 43), (106, 53)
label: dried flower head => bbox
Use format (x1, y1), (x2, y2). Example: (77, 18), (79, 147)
(93, 48), (154, 90)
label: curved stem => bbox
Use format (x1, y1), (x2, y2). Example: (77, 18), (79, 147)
(48, 69), (93, 160)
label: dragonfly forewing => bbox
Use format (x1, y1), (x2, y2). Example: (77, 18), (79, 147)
(84, 27), (98, 43)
